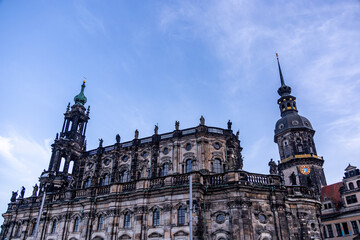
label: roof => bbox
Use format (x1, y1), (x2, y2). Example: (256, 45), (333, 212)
(321, 182), (344, 207)
(345, 163), (357, 171)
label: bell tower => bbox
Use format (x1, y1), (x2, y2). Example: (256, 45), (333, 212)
(274, 54), (326, 195)
(41, 81), (90, 191)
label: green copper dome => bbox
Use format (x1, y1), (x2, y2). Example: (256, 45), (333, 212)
(74, 81), (87, 105)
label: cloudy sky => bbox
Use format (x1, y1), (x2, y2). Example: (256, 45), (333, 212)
(1, 0), (360, 223)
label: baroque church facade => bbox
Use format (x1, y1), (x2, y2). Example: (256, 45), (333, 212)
(1, 58), (327, 240)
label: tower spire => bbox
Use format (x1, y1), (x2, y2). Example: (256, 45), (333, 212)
(276, 53), (291, 97)
(276, 53), (285, 86)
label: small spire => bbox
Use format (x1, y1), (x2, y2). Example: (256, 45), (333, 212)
(276, 53), (285, 86)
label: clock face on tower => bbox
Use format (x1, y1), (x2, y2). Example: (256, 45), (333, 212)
(300, 165), (311, 175)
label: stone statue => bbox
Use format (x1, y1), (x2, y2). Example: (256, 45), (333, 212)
(116, 134), (121, 144)
(200, 115), (205, 125)
(66, 102), (70, 112)
(135, 129), (139, 139)
(20, 186), (25, 198)
(10, 191), (17, 202)
(32, 184), (38, 197)
(55, 133), (59, 140)
(99, 138), (103, 148)
(290, 172), (297, 185)
(175, 121), (180, 130)
(154, 125), (158, 135)
(227, 120), (232, 130)
(236, 130), (239, 139)
(268, 158), (278, 174)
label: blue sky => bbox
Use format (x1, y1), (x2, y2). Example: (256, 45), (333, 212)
(1, 0), (360, 222)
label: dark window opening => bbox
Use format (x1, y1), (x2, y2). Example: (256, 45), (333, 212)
(346, 195), (358, 204)
(327, 225), (334, 238)
(352, 221), (359, 235)
(335, 223), (342, 237)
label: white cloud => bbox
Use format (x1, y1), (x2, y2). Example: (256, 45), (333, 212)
(0, 132), (51, 224)
(159, 0), (360, 182)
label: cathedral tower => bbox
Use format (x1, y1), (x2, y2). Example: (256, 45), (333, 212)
(41, 81), (90, 191)
(274, 54), (326, 195)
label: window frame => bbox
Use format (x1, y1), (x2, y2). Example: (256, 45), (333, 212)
(178, 206), (186, 226)
(153, 209), (160, 227)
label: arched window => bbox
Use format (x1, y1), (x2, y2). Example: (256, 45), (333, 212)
(214, 159), (222, 173)
(97, 215), (103, 231)
(59, 157), (66, 172)
(68, 161), (74, 174)
(153, 209), (160, 227)
(124, 212), (130, 228)
(357, 180), (360, 188)
(101, 174), (110, 186)
(120, 170), (129, 183)
(15, 224), (21, 237)
(349, 182), (355, 190)
(287, 102), (291, 109)
(186, 159), (192, 173)
(293, 102), (297, 109)
(84, 177), (91, 188)
(73, 217), (79, 232)
(178, 206), (185, 225)
(51, 219), (57, 234)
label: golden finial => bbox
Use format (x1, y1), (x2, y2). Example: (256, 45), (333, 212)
(276, 53), (279, 59)
(83, 76), (86, 83)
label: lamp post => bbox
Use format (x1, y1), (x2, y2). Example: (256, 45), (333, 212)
(33, 187), (46, 240)
(189, 173), (193, 240)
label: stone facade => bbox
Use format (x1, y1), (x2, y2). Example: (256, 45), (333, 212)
(1, 59), (325, 240)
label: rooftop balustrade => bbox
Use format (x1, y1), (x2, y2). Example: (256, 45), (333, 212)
(7, 170), (317, 211)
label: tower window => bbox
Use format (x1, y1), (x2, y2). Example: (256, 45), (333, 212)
(124, 212), (130, 228)
(153, 209), (160, 226)
(298, 145), (303, 152)
(357, 180), (360, 188)
(349, 182), (354, 190)
(59, 157), (66, 172)
(178, 206), (185, 225)
(186, 159), (192, 173)
(185, 143), (192, 151)
(68, 160), (74, 174)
